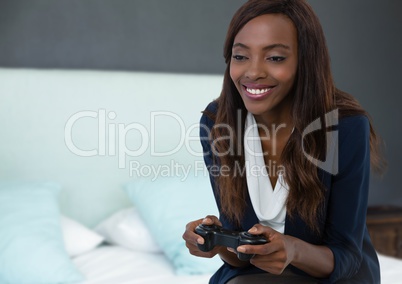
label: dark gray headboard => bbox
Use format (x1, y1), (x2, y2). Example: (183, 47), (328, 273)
(0, 0), (246, 73)
(1, 0), (401, 206)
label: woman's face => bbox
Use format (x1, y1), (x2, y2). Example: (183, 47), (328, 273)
(230, 14), (298, 117)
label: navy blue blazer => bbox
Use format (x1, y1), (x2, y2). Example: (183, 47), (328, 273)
(200, 101), (380, 284)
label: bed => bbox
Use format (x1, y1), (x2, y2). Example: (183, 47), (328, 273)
(73, 246), (211, 284)
(71, 207), (402, 284)
(0, 68), (401, 284)
(72, 243), (402, 284)
(72, 207), (215, 284)
(62, 207), (402, 284)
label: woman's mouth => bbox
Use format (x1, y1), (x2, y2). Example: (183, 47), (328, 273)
(243, 85), (275, 100)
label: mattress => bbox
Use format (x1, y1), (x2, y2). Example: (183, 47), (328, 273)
(378, 253), (402, 284)
(73, 245), (212, 284)
(73, 245), (402, 284)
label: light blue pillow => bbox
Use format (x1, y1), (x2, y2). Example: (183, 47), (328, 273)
(0, 181), (84, 284)
(124, 173), (222, 275)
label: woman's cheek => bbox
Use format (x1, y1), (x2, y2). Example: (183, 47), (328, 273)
(229, 66), (243, 90)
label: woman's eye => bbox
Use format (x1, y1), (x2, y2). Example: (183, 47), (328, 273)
(268, 56), (286, 62)
(232, 55), (247, 61)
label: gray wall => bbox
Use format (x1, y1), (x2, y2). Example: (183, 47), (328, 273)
(0, 0), (401, 206)
(0, 0), (242, 73)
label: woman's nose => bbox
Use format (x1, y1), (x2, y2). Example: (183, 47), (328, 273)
(245, 60), (267, 80)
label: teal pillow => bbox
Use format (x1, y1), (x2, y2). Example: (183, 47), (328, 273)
(0, 181), (84, 284)
(124, 173), (222, 275)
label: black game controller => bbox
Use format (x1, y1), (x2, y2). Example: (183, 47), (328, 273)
(195, 224), (268, 261)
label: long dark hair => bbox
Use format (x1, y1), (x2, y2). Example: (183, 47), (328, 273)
(208, 0), (386, 232)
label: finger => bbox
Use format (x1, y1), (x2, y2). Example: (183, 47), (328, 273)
(202, 215), (222, 226)
(183, 219), (205, 245)
(185, 240), (199, 251)
(241, 238), (285, 257)
(236, 243), (269, 256)
(227, 247), (236, 254)
(186, 239), (222, 259)
(182, 229), (203, 246)
(185, 215), (220, 245)
(237, 240), (282, 256)
(248, 224), (277, 240)
(183, 229), (207, 246)
(187, 244), (216, 258)
(185, 218), (203, 232)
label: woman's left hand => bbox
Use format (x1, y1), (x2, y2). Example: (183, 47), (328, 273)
(235, 224), (297, 275)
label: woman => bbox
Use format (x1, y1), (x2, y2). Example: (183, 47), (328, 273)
(183, 0), (385, 283)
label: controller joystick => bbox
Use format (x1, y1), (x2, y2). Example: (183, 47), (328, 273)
(195, 224), (268, 261)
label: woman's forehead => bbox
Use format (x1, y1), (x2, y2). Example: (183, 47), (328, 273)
(233, 14), (297, 50)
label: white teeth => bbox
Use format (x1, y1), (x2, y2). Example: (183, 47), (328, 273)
(246, 87), (271, 95)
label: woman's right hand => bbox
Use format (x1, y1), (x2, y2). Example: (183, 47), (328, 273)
(182, 215), (222, 258)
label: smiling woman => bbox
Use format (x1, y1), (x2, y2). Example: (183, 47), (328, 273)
(230, 14), (297, 121)
(182, 0), (386, 283)
(229, 13), (298, 191)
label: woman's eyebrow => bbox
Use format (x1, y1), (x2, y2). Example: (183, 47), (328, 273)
(232, 42), (291, 51)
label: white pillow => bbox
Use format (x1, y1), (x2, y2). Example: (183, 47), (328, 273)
(94, 207), (162, 254)
(61, 215), (104, 257)
(124, 175), (222, 275)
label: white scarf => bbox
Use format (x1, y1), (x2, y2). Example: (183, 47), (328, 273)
(244, 112), (289, 234)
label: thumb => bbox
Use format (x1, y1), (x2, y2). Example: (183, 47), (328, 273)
(248, 224), (277, 240)
(201, 215), (222, 226)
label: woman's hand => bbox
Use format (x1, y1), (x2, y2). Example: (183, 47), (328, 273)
(235, 224), (297, 275)
(234, 224), (334, 278)
(182, 215), (222, 258)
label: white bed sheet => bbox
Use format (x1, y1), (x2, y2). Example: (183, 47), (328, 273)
(73, 245), (402, 284)
(378, 253), (402, 284)
(73, 245), (213, 284)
